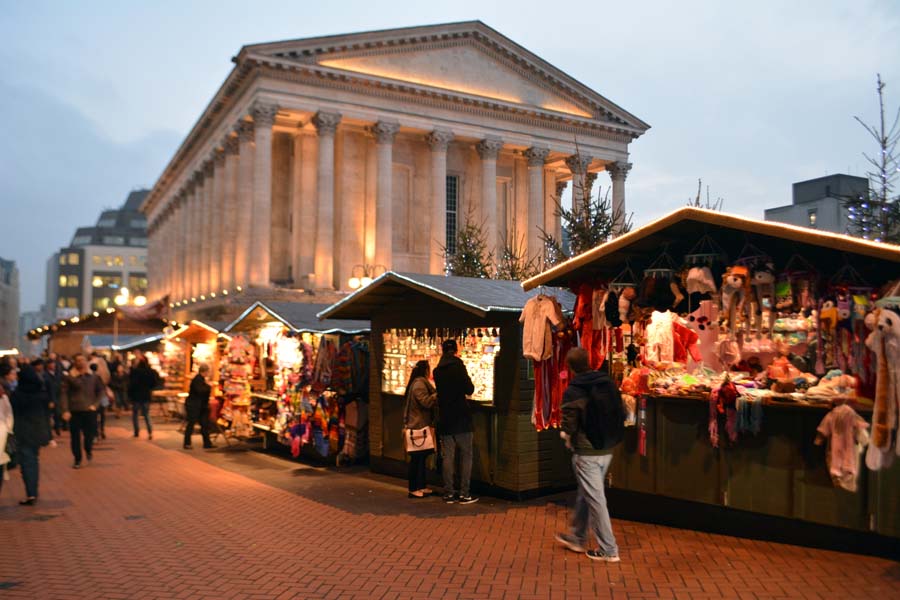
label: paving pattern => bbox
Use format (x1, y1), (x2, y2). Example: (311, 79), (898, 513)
(1, 423), (898, 600)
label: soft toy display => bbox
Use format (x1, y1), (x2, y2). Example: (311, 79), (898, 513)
(721, 265), (750, 335)
(618, 286), (637, 325)
(865, 306), (900, 471)
(751, 262), (776, 334)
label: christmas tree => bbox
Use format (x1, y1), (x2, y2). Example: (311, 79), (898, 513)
(444, 207), (493, 278)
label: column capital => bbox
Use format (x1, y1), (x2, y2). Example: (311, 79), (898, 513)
(371, 120), (401, 144)
(476, 136), (503, 160)
(426, 128), (454, 152)
(192, 169), (205, 186)
(312, 111), (342, 136)
(250, 101), (279, 128)
(184, 180), (196, 195)
(585, 171), (599, 187)
(224, 134), (240, 155)
(213, 147), (226, 167)
(607, 161), (632, 182)
(565, 154), (592, 175)
(236, 120), (255, 143)
(523, 146), (550, 167)
(555, 180), (568, 198)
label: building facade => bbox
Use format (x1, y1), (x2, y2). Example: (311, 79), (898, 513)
(0, 258), (20, 349)
(764, 174), (866, 234)
(49, 190), (150, 318)
(142, 21), (649, 304)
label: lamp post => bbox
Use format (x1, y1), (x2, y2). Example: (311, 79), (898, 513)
(347, 264), (386, 290)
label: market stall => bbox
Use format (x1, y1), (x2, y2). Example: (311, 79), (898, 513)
(522, 206), (900, 549)
(319, 272), (577, 497)
(222, 302), (370, 463)
(26, 307), (169, 357)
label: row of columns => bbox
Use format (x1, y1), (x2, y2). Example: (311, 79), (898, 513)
(149, 103), (632, 301)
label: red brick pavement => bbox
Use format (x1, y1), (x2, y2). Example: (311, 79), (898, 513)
(1, 425), (898, 600)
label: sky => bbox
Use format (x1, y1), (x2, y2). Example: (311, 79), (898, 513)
(2, 0), (899, 312)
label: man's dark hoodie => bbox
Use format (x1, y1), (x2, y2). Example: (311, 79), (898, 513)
(561, 370), (624, 455)
(433, 354), (475, 435)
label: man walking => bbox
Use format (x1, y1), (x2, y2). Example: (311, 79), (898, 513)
(433, 339), (478, 505)
(183, 364), (214, 450)
(554, 348), (625, 563)
(128, 351), (158, 440)
(60, 353), (105, 469)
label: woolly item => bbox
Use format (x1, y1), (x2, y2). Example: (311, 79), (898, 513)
(751, 262), (776, 334)
(865, 308), (900, 470)
(815, 404), (869, 492)
(721, 266), (750, 335)
(618, 287), (637, 325)
(686, 266), (717, 295)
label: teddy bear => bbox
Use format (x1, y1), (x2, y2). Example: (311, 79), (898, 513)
(751, 262), (776, 334)
(865, 306), (900, 471)
(721, 265), (750, 334)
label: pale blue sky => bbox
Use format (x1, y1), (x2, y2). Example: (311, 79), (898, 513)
(2, 0), (899, 310)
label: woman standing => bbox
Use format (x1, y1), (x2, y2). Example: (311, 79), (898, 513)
(0, 363), (15, 497)
(403, 360), (438, 499)
(11, 364), (50, 506)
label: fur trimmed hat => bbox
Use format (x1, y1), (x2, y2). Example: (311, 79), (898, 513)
(686, 266), (717, 295)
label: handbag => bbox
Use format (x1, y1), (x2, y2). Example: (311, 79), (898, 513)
(5, 433), (17, 470)
(404, 426), (436, 452)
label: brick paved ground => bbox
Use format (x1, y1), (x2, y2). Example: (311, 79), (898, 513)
(1, 423), (898, 600)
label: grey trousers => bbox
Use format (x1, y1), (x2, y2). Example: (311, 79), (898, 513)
(440, 432), (473, 497)
(570, 453), (619, 556)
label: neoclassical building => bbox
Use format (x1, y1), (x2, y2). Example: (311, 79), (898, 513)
(142, 21), (649, 304)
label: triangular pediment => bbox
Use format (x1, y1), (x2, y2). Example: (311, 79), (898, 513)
(243, 22), (649, 130)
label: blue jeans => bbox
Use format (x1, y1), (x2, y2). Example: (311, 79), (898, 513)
(133, 401), (152, 436)
(19, 445), (39, 499)
(570, 454), (618, 556)
(441, 432), (473, 497)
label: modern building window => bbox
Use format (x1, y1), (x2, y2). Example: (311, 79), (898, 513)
(129, 237), (148, 247)
(128, 255), (147, 267)
(59, 275), (79, 287)
(128, 275), (148, 291)
(98, 218), (117, 228)
(57, 297), (65, 308)
(91, 274), (122, 288)
(446, 175), (459, 255)
(808, 209), (818, 228)
(67, 252), (79, 265)
(93, 297), (112, 310)
(103, 236), (125, 245)
(72, 235), (92, 246)
(61, 297), (78, 309)
(130, 218), (147, 228)
(92, 255), (124, 267)
(59, 254), (67, 266)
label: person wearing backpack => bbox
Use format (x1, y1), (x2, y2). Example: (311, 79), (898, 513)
(554, 347), (624, 563)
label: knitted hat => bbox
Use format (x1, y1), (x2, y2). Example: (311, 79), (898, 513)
(686, 266), (717, 295)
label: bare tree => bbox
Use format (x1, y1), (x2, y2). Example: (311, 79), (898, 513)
(686, 178), (724, 211)
(495, 226), (540, 281)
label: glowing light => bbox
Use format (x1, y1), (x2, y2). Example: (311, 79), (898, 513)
(134, 296), (147, 307)
(200, 295), (206, 301)
(360, 276), (373, 288)
(92, 312), (100, 317)
(222, 290), (229, 296)
(236, 286), (242, 292)
(348, 277), (361, 290)
(114, 295), (127, 306)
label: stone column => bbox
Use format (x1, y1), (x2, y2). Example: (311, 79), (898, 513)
(181, 183), (194, 300)
(426, 129), (453, 274)
(289, 132), (304, 288)
(311, 111), (341, 289)
(210, 148), (225, 294)
(171, 195), (181, 301)
(202, 160), (215, 295)
(523, 146), (550, 262)
(248, 102), (277, 287)
(476, 136), (504, 261)
(565, 154), (592, 215)
(234, 120), (255, 286)
(607, 161), (632, 236)
(373, 121), (400, 271)
(221, 135), (239, 291)
(193, 171), (206, 299)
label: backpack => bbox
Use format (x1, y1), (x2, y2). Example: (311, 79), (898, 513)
(582, 379), (625, 450)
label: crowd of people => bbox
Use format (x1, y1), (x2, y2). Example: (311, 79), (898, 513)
(0, 349), (162, 505)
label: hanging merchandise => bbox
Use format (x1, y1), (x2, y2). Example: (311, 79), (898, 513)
(524, 295), (570, 430)
(815, 403), (870, 492)
(864, 304), (900, 471)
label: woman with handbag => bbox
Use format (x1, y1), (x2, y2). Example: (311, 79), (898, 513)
(403, 360), (438, 499)
(0, 363), (15, 497)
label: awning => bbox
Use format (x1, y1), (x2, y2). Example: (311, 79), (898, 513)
(523, 206), (900, 290)
(319, 272), (575, 320)
(224, 301), (369, 335)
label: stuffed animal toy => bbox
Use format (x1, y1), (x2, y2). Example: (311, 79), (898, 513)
(751, 262), (776, 334)
(618, 286), (637, 325)
(865, 307), (900, 471)
(721, 265), (750, 334)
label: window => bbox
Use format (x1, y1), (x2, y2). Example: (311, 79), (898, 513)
(130, 218), (146, 228)
(92, 255), (123, 267)
(103, 236), (125, 245)
(98, 218), (116, 228)
(66, 298), (78, 309)
(93, 297), (112, 310)
(808, 209), (818, 228)
(128, 255), (146, 267)
(57, 297), (66, 308)
(67, 253), (79, 265)
(59, 275), (79, 288)
(129, 237), (148, 247)
(91, 274), (122, 288)
(59, 254), (67, 266)
(446, 175), (459, 255)
(128, 275), (148, 291)
(72, 235), (92, 246)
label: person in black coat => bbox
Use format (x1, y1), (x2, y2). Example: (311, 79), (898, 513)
(433, 339), (478, 505)
(11, 365), (51, 506)
(128, 352), (159, 440)
(183, 364), (213, 449)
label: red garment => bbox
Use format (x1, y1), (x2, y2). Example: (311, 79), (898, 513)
(531, 328), (575, 431)
(573, 284), (608, 369)
(672, 322), (701, 363)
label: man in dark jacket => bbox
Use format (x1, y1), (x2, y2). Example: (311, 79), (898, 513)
(433, 339), (478, 504)
(183, 364), (213, 450)
(11, 365), (51, 504)
(61, 353), (105, 469)
(554, 348), (623, 563)
(128, 351), (159, 440)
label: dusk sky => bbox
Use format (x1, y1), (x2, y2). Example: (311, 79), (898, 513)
(2, 0), (899, 311)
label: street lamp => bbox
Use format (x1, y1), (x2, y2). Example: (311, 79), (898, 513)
(348, 264), (386, 290)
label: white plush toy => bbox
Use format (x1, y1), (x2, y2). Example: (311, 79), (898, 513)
(865, 307), (900, 471)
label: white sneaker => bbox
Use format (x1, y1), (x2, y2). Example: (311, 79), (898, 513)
(554, 533), (586, 553)
(586, 549), (620, 563)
